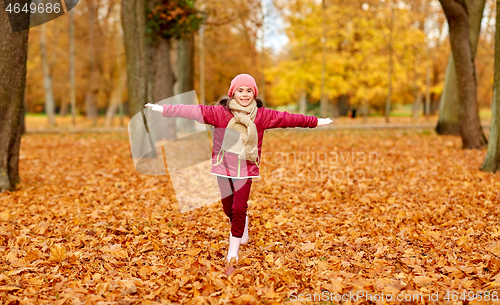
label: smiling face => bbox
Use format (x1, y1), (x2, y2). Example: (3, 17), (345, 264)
(233, 86), (255, 107)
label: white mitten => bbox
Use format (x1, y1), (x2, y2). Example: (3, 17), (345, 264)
(317, 118), (333, 127)
(144, 103), (163, 113)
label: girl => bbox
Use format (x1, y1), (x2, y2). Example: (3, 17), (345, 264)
(145, 74), (332, 263)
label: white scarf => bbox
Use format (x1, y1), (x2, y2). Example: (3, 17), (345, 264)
(220, 98), (259, 161)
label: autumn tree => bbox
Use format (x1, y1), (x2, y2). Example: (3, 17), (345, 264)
(104, 58), (127, 128)
(40, 23), (56, 127)
(436, 0), (486, 135)
(438, 0), (487, 149)
(480, 0), (500, 172)
(22, 0), (123, 124)
(121, 0), (152, 118)
(85, 0), (99, 125)
(68, 8), (76, 126)
(0, 6), (30, 192)
(200, 0), (266, 103)
(145, 0), (202, 137)
(269, 0), (425, 114)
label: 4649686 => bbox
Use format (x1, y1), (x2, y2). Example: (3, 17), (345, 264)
(5, 2), (61, 14)
(444, 290), (498, 302)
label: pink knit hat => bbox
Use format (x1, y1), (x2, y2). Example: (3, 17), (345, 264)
(227, 74), (258, 98)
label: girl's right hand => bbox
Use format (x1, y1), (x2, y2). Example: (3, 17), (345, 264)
(144, 103), (163, 113)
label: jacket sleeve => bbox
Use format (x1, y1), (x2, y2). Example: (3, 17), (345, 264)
(263, 108), (318, 129)
(162, 104), (221, 126)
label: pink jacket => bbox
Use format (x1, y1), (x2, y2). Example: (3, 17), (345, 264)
(162, 104), (318, 179)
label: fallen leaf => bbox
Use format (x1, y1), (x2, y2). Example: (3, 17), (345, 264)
(138, 266), (153, 278)
(49, 244), (67, 263)
(0, 210), (10, 221)
(413, 276), (434, 286)
(0, 286), (22, 291)
(121, 280), (137, 295)
(223, 266), (236, 276)
(492, 272), (500, 282)
(487, 241), (500, 257)
(265, 253), (274, 265)
(180, 248), (201, 256)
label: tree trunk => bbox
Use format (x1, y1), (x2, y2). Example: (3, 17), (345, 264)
(480, 1), (500, 172)
(260, 0), (266, 103)
(385, 0), (394, 123)
(40, 23), (56, 127)
(332, 95), (349, 117)
(430, 63), (441, 115)
(340, 95), (350, 116)
(86, 0), (99, 125)
(152, 38), (176, 105)
(151, 37), (177, 140)
(175, 33), (195, 133)
(436, 58), (461, 133)
(60, 96), (69, 116)
(438, 0), (487, 149)
(0, 7), (30, 192)
(425, 57), (431, 120)
(69, 8), (76, 126)
(121, 0), (151, 118)
(21, 99), (26, 135)
(119, 98), (124, 127)
(363, 98), (368, 123)
(436, 0), (486, 135)
(413, 91), (423, 122)
(299, 88), (307, 115)
(320, 0), (327, 118)
(104, 69), (127, 127)
(199, 24), (205, 105)
(320, 95), (328, 118)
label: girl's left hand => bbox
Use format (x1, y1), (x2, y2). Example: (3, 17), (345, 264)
(317, 118), (333, 127)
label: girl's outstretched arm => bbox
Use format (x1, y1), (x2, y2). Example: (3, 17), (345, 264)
(263, 108), (332, 129)
(145, 103), (222, 126)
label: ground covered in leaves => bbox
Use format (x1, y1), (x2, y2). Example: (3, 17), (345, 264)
(1, 129), (500, 304)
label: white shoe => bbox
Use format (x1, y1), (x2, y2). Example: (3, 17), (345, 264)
(227, 234), (242, 263)
(241, 216), (249, 245)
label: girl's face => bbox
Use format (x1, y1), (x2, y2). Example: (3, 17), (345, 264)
(233, 86), (254, 107)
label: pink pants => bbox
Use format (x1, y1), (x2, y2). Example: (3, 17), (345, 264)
(216, 176), (253, 238)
